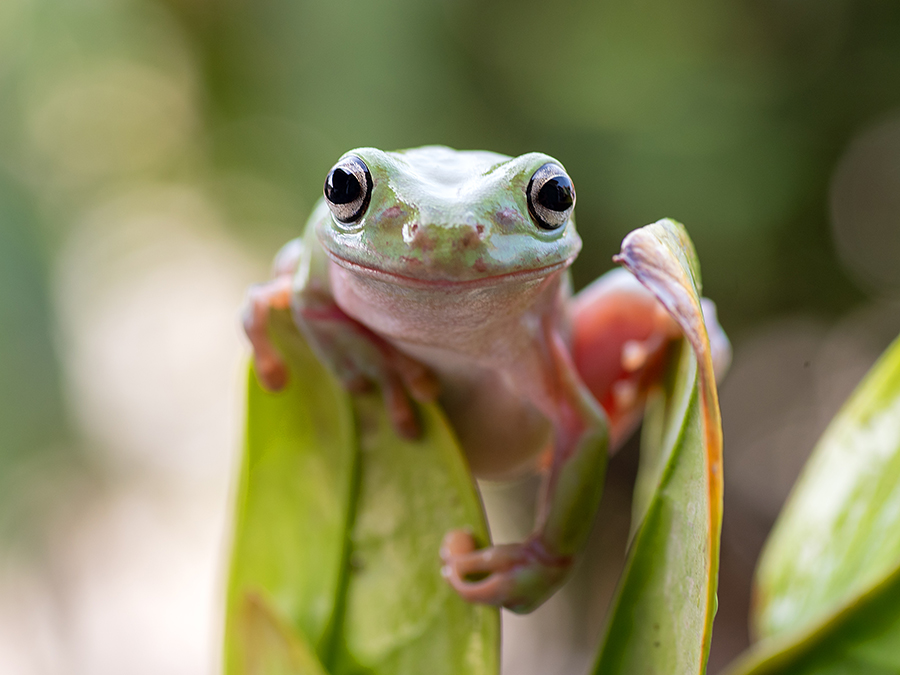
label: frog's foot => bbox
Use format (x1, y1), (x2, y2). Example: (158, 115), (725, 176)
(572, 270), (680, 446)
(572, 272), (731, 448)
(384, 345), (441, 405)
(440, 529), (571, 614)
(243, 275), (294, 390)
(603, 296), (730, 422)
(439, 326), (608, 613)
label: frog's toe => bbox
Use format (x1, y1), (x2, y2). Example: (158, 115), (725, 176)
(440, 531), (520, 607)
(621, 333), (668, 373)
(440, 528), (478, 559)
(388, 350), (440, 403)
(442, 564), (518, 608)
(242, 276), (293, 391)
(403, 365), (440, 404)
(255, 356), (289, 391)
(439, 532), (571, 613)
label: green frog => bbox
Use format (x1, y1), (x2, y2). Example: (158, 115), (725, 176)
(243, 146), (729, 613)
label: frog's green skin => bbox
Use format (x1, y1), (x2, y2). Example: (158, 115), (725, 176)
(243, 146), (723, 613)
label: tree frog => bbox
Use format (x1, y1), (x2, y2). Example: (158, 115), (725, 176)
(243, 146), (729, 613)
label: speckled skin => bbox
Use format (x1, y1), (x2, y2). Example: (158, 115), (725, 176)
(244, 146), (688, 612)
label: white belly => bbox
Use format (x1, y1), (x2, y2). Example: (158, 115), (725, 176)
(329, 260), (566, 477)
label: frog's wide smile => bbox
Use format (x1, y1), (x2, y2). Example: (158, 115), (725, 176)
(323, 247), (574, 289)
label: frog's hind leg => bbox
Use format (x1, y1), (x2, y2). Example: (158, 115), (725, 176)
(439, 283), (684, 612)
(571, 268), (731, 448)
(439, 269), (731, 613)
(441, 328), (609, 613)
(570, 268), (681, 448)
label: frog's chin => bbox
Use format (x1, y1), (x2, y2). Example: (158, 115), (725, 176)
(323, 248), (574, 289)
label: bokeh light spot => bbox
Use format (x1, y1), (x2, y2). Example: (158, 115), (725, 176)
(830, 116), (900, 294)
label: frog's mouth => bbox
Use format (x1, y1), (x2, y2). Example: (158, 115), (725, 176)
(323, 249), (575, 289)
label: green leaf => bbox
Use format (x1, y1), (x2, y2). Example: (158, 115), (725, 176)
(224, 309), (499, 675)
(592, 219), (724, 675)
(224, 309), (357, 673)
(331, 394), (499, 675)
(723, 333), (900, 675)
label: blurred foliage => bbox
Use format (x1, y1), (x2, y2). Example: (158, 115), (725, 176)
(725, 332), (900, 674)
(0, 172), (69, 541)
(753, 334), (900, 642)
(1, 0), (900, 615)
(158, 0), (900, 325)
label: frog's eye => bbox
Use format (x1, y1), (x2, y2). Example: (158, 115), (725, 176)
(526, 163), (575, 231)
(324, 156), (372, 224)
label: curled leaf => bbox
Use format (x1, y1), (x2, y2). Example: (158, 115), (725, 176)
(593, 218), (724, 675)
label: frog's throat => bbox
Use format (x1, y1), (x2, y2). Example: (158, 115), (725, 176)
(323, 248), (575, 290)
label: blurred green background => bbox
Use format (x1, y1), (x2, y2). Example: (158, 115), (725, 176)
(1, 0), (899, 673)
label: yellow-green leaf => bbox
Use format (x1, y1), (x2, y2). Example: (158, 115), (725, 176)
(224, 309), (357, 673)
(331, 395), (499, 675)
(593, 219), (724, 675)
(224, 309), (499, 675)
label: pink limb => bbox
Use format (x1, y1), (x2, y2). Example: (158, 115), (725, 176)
(441, 326), (609, 613)
(570, 269), (681, 447)
(243, 275), (294, 390)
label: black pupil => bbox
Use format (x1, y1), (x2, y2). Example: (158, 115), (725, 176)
(326, 168), (361, 204)
(537, 176), (574, 212)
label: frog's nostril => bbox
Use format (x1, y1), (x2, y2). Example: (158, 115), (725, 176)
(402, 221), (420, 244)
(458, 223), (484, 250)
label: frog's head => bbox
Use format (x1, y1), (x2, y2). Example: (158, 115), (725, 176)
(312, 146), (582, 286)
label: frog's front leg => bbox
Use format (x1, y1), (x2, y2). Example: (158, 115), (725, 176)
(293, 289), (439, 439)
(243, 239), (438, 438)
(441, 327), (610, 614)
(243, 239), (304, 390)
